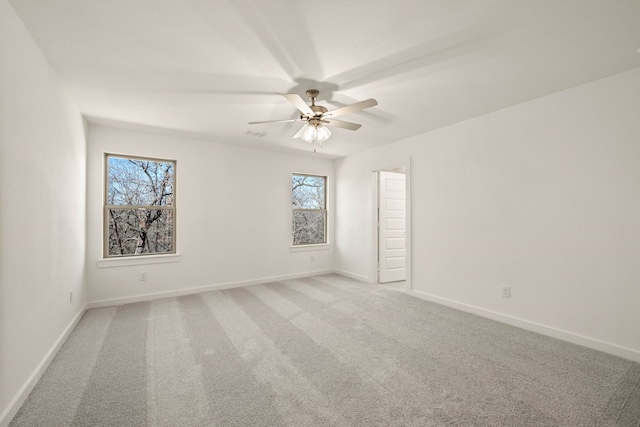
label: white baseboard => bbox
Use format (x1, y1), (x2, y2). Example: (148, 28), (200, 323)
(408, 290), (640, 364)
(1, 305), (87, 427)
(87, 269), (336, 309)
(332, 269), (370, 283)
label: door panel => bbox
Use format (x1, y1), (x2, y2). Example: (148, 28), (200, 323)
(385, 257), (405, 269)
(378, 171), (406, 283)
(385, 218), (405, 230)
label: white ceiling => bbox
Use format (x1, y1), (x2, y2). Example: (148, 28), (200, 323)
(10, 0), (640, 158)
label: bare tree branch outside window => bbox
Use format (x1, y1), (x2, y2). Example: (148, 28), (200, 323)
(105, 155), (175, 257)
(292, 174), (326, 245)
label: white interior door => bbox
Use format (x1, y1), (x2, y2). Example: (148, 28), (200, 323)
(378, 171), (406, 283)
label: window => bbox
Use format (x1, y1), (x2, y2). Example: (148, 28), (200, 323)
(292, 174), (326, 245)
(105, 154), (175, 257)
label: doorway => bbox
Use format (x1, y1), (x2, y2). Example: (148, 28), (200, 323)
(375, 167), (409, 288)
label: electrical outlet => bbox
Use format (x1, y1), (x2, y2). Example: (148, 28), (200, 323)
(139, 272), (148, 281)
(69, 290), (74, 303)
(502, 286), (511, 298)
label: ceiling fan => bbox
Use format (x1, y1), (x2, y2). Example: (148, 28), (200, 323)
(249, 89), (378, 149)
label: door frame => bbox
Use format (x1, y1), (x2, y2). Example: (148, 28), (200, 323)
(372, 157), (412, 290)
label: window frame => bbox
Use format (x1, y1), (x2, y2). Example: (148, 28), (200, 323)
(292, 173), (327, 246)
(103, 153), (176, 258)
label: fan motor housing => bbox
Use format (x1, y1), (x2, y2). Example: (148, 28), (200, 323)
(310, 105), (327, 115)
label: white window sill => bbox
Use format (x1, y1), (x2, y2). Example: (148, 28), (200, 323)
(97, 254), (181, 268)
(290, 244), (331, 252)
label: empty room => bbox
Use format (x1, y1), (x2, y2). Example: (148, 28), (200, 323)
(2, 0), (640, 425)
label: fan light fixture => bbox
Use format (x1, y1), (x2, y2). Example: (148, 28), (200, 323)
(297, 116), (331, 152)
(300, 122), (331, 144)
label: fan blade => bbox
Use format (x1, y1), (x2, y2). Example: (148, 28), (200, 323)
(292, 124), (307, 139)
(322, 119), (361, 131)
(248, 119), (299, 125)
(284, 93), (314, 116)
(323, 98), (378, 118)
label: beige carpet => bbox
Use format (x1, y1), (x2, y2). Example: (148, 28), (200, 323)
(11, 274), (640, 426)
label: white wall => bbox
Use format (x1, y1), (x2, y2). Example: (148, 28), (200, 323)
(86, 125), (334, 305)
(335, 67), (640, 361)
(0, 1), (87, 424)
